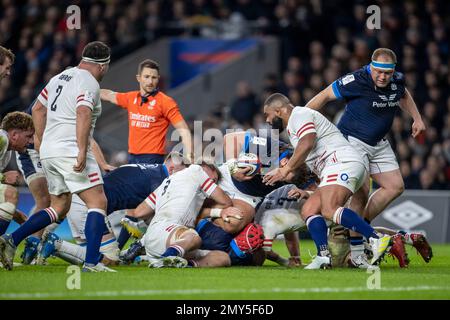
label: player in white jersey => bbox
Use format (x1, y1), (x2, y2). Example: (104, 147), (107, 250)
(129, 162), (243, 268)
(0, 42), (113, 272)
(262, 93), (391, 269)
(0, 112), (34, 237)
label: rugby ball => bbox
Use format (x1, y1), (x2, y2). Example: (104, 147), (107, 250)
(236, 153), (261, 176)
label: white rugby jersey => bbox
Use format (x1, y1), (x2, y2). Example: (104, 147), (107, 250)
(286, 107), (363, 176)
(145, 165), (218, 228)
(37, 67), (101, 159)
(0, 130), (11, 172)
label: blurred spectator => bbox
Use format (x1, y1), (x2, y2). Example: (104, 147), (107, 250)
(0, 0), (448, 189)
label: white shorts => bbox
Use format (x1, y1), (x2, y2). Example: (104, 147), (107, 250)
(67, 194), (125, 241)
(41, 153), (103, 195)
(143, 220), (196, 258)
(15, 149), (45, 185)
(218, 165), (262, 208)
(347, 136), (399, 175)
(319, 161), (367, 194)
(260, 208), (306, 240)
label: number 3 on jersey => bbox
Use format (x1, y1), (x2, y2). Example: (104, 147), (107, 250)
(50, 85), (63, 111)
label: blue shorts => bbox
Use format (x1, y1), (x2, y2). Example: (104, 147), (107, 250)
(196, 219), (254, 266)
(128, 154), (164, 165)
(196, 219), (233, 252)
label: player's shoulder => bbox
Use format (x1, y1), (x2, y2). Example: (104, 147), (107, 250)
(392, 70), (405, 84)
(76, 68), (100, 88)
(156, 91), (178, 105)
(337, 67), (367, 86)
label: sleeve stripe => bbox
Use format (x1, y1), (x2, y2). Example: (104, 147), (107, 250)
(147, 193), (156, 204)
(332, 81), (342, 99)
(296, 122), (314, 136)
(203, 180), (215, 193)
(77, 94), (84, 99)
(297, 125), (315, 137)
(40, 92), (48, 100)
(76, 100), (94, 106)
(201, 178), (213, 190)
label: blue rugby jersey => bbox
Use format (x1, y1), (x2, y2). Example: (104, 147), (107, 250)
(103, 163), (168, 214)
(332, 65), (406, 146)
(231, 132), (285, 197)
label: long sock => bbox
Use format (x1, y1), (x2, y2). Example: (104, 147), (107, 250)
(349, 236), (364, 259)
(398, 230), (414, 245)
(161, 245), (184, 257)
(305, 215), (329, 256)
(0, 218), (11, 236)
(84, 209), (107, 265)
(117, 215), (137, 249)
(11, 208), (58, 246)
(333, 207), (378, 240)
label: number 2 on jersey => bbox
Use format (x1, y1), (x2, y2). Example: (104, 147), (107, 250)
(50, 85), (63, 111)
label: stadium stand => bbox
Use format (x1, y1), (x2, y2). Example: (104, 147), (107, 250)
(0, 0), (449, 190)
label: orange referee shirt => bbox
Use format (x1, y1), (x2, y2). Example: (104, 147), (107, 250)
(115, 90), (185, 155)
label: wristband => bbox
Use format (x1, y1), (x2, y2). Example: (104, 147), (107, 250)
(210, 208), (222, 218)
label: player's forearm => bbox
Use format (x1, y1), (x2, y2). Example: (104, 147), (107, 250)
(285, 137), (314, 173)
(175, 122), (193, 160)
(31, 102), (47, 144)
(76, 107), (92, 155)
(400, 89), (422, 122)
(91, 138), (108, 167)
(100, 89), (117, 104)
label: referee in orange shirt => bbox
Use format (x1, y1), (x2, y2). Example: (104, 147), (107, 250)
(101, 59), (192, 164)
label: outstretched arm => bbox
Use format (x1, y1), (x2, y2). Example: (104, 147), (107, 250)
(305, 85), (337, 111)
(400, 88), (426, 138)
(100, 89), (118, 105)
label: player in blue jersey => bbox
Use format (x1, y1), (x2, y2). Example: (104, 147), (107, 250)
(305, 48), (426, 267)
(36, 152), (189, 266)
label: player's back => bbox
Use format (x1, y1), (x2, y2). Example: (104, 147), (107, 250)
(150, 165), (215, 228)
(103, 163), (168, 213)
(39, 67), (101, 159)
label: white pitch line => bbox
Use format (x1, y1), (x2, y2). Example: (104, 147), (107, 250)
(1, 285), (450, 299)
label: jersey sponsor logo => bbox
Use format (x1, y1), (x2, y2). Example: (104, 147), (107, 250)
(130, 111), (156, 128)
(373, 94), (400, 108)
(341, 74), (355, 85)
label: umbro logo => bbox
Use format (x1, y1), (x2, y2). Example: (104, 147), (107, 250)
(382, 200), (433, 230)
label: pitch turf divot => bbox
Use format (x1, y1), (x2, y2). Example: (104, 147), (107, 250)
(1, 285), (450, 299)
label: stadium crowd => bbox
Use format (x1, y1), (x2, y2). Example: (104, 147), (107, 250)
(0, 0), (449, 190)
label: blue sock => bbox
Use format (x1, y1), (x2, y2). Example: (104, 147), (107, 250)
(335, 208), (378, 239)
(84, 210), (107, 265)
(117, 215), (137, 249)
(305, 215), (329, 256)
(0, 218), (11, 236)
(11, 208), (57, 246)
(349, 236), (364, 246)
(161, 245), (184, 257)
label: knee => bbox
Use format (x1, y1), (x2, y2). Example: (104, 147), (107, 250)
(4, 186), (18, 205)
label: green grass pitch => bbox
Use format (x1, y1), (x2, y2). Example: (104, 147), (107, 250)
(1, 240), (449, 300)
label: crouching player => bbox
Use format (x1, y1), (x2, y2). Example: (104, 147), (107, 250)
(129, 162), (244, 268)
